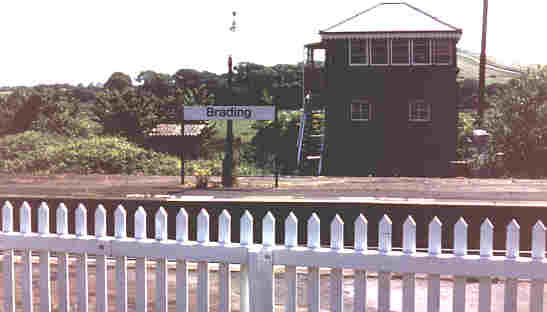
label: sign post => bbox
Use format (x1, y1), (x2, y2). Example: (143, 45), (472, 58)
(223, 56), (234, 187)
(274, 100), (279, 188)
(184, 105), (276, 186)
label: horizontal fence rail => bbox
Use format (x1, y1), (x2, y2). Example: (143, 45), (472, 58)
(1, 200), (546, 312)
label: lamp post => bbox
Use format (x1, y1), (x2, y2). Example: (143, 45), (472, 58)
(222, 11), (237, 187)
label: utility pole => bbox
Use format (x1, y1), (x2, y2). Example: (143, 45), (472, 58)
(222, 11), (236, 187)
(477, 0), (488, 127)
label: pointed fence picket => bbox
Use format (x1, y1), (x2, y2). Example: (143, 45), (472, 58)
(134, 206), (147, 312)
(307, 213), (321, 312)
(20, 202), (33, 312)
(2, 201), (547, 312)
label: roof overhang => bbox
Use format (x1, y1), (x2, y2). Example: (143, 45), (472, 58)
(304, 41), (326, 49)
(320, 30), (462, 41)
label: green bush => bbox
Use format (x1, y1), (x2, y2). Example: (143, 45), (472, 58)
(0, 131), (179, 175)
(185, 159), (222, 177)
(244, 110), (301, 174)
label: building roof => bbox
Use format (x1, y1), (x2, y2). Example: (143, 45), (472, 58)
(320, 2), (461, 40)
(148, 124), (206, 137)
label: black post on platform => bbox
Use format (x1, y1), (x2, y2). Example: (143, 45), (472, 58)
(222, 56), (234, 187)
(180, 101), (185, 185)
(274, 98), (279, 188)
(222, 11), (237, 187)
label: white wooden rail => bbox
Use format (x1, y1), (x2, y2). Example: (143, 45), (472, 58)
(1, 201), (547, 312)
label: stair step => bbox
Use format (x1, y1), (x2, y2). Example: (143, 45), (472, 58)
(306, 155), (321, 160)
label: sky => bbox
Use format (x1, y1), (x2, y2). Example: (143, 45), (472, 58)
(1, 0), (546, 87)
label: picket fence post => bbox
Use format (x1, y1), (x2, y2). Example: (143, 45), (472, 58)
(135, 206), (148, 312)
(453, 217), (468, 312)
(75, 203), (89, 312)
(218, 210), (232, 312)
(248, 212), (274, 312)
(329, 214), (344, 312)
(240, 210), (253, 312)
(378, 214), (392, 312)
(21, 202), (33, 312)
(479, 218), (494, 312)
(427, 217), (442, 312)
(57, 203), (70, 312)
(39, 202), (52, 312)
(354, 214), (368, 312)
(285, 212), (298, 312)
(530, 221), (546, 312)
(176, 208), (189, 312)
(504, 219), (520, 312)
(115, 205), (128, 312)
(307, 213), (321, 312)
(156, 207), (169, 312)
(95, 204), (108, 312)
(2, 201), (15, 312)
(402, 216), (416, 312)
(197, 209), (210, 312)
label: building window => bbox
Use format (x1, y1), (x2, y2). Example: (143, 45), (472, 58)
(409, 100), (431, 121)
(349, 39), (368, 65)
(412, 39), (431, 64)
(351, 99), (371, 121)
(433, 39), (452, 64)
(391, 39), (410, 65)
(371, 39), (388, 65)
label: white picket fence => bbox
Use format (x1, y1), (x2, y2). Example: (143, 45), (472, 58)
(1, 201), (547, 312)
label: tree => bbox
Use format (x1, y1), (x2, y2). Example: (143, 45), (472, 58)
(93, 87), (160, 144)
(29, 86), (101, 138)
(104, 72), (132, 91)
(137, 70), (172, 98)
(485, 66), (547, 177)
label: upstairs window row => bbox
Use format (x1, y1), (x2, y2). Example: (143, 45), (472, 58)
(349, 38), (452, 66)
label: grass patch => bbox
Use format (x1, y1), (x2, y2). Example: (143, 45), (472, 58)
(212, 120), (256, 143)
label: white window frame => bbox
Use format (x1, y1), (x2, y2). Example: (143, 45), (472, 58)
(349, 39), (369, 66)
(390, 38), (410, 65)
(411, 39), (432, 65)
(433, 39), (452, 65)
(408, 100), (431, 122)
(351, 99), (372, 121)
(370, 39), (389, 66)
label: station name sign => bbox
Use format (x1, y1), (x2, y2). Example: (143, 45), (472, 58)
(184, 106), (275, 120)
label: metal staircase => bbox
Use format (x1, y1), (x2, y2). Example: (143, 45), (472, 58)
(297, 101), (326, 175)
(298, 41), (327, 176)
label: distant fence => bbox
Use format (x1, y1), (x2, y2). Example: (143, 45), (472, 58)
(1, 200), (546, 312)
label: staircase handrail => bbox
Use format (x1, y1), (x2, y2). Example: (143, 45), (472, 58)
(296, 109), (306, 166)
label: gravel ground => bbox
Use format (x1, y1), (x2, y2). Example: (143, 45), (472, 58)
(3, 174), (547, 202)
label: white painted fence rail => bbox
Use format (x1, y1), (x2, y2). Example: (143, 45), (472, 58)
(1, 201), (546, 312)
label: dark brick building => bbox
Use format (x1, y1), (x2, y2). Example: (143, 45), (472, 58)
(305, 2), (462, 177)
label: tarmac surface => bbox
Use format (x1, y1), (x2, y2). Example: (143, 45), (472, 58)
(3, 174), (547, 205)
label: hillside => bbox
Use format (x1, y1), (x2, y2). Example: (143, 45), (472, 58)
(456, 49), (523, 84)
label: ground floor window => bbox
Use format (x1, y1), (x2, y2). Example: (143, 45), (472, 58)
(408, 100), (431, 121)
(351, 99), (371, 121)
